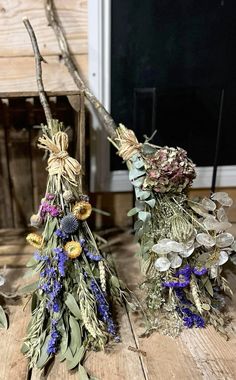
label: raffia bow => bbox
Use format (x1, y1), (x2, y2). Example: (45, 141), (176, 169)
(115, 124), (141, 161)
(38, 131), (81, 189)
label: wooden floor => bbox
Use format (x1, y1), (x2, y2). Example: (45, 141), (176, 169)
(1, 229), (236, 380)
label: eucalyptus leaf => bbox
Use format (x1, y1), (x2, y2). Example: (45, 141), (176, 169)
(127, 207), (139, 217)
(19, 281), (39, 295)
(131, 176), (145, 187)
(67, 346), (85, 370)
(138, 211), (151, 222)
(135, 187), (151, 200)
(0, 306), (8, 329)
(60, 329), (68, 356)
(145, 198), (156, 208)
(142, 143), (156, 155)
(203, 278), (214, 297)
(36, 335), (50, 369)
(65, 347), (74, 362)
(69, 315), (81, 355)
(21, 342), (29, 354)
(65, 293), (81, 319)
(132, 155), (144, 169)
(134, 220), (143, 231)
(129, 168), (146, 181)
(78, 364), (89, 380)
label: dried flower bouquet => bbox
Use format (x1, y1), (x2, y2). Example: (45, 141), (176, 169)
(110, 125), (236, 337)
(21, 19), (132, 377)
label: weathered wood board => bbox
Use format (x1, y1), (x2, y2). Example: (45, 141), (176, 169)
(0, 232), (236, 379)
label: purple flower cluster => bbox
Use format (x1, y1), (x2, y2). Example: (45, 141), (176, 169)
(55, 228), (69, 241)
(90, 279), (119, 340)
(163, 265), (207, 288)
(47, 319), (60, 354)
(46, 193), (55, 201)
(175, 288), (191, 305)
(181, 307), (205, 328)
(40, 201), (60, 218)
(34, 251), (49, 262)
(54, 247), (68, 277)
(84, 247), (102, 262)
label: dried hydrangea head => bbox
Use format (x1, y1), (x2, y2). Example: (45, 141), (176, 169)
(61, 213), (79, 234)
(72, 201), (92, 221)
(143, 146), (196, 193)
(64, 241), (82, 259)
(26, 233), (44, 249)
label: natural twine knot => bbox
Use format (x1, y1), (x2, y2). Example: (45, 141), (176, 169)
(115, 124), (141, 161)
(38, 131), (81, 189)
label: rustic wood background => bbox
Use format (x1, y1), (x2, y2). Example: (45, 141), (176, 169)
(0, 0), (87, 96)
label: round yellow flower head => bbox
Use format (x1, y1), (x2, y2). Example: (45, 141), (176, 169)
(26, 233), (43, 249)
(72, 201), (92, 221)
(64, 241), (82, 259)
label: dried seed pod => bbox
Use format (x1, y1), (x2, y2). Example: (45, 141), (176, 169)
(30, 213), (42, 228)
(63, 190), (74, 203)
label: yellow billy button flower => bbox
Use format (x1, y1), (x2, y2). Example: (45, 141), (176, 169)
(26, 233), (44, 249)
(64, 241), (82, 259)
(72, 201), (92, 221)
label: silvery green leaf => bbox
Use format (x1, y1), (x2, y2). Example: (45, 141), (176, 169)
(36, 335), (50, 368)
(69, 316), (81, 355)
(65, 293), (81, 319)
(211, 192), (233, 207)
(145, 198), (156, 208)
(154, 257), (171, 271)
(132, 155), (144, 169)
(216, 232), (234, 248)
(152, 239), (174, 254)
(43, 217), (58, 241)
(230, 253), (236, 265)
(231, 241), (236, 252)
(138, 211), (151, 222)
(216, 207), (228, 222)
(129, 168), (146, 181)
(134, 219), (143, 231)
(142, 143), (156, 155)
(188, 202), (209, 217)
(179, 245), (195, 258)
(169, 253), (182, 268)
(203, 277), (214, 295)
(217, 251), (229, 265)
(203, 215), (231, 232)
(196, 233), (215, 248)
(0, 275), (5, 287)
(67, 346), (85, 370)
(0, 306), (8, 329)
(127, 207), (139, 217)
(131, 176), (145, 187)
(135, 187), (151, 200)
(201, 197), (216, 211)
(78, 364), (89, 380)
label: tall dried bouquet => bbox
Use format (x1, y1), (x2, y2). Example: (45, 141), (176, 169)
(21, 19), (133, 377)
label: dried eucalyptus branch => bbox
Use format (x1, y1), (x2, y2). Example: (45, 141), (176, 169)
(23, 17), (52, 125)
(44, 0), (117, 139)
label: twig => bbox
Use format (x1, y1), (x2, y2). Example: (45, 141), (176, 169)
(22, 17), (52, 125)
(44, 0), (117, 139)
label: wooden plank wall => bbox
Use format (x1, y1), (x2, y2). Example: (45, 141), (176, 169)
(0, 0), (88, 96)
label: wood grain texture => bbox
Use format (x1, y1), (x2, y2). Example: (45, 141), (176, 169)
(0, 268), (30, 380)
(0, 0), (87, 57)
(0, 55), (87, 96)
(1, 232), (236, 379)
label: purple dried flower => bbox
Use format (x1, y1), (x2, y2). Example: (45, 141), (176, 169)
(55, 228), (69, 241)
(46, 193), (55, 201)
(84, 248), (102, 262)
(47, 320), (60, 354)
(193, 267), (208, 276)
(91, 279), (119, 339)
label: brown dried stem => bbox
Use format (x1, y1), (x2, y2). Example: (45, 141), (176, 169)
(23, 17), (52, 125)
(44, 0), (117, 139)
